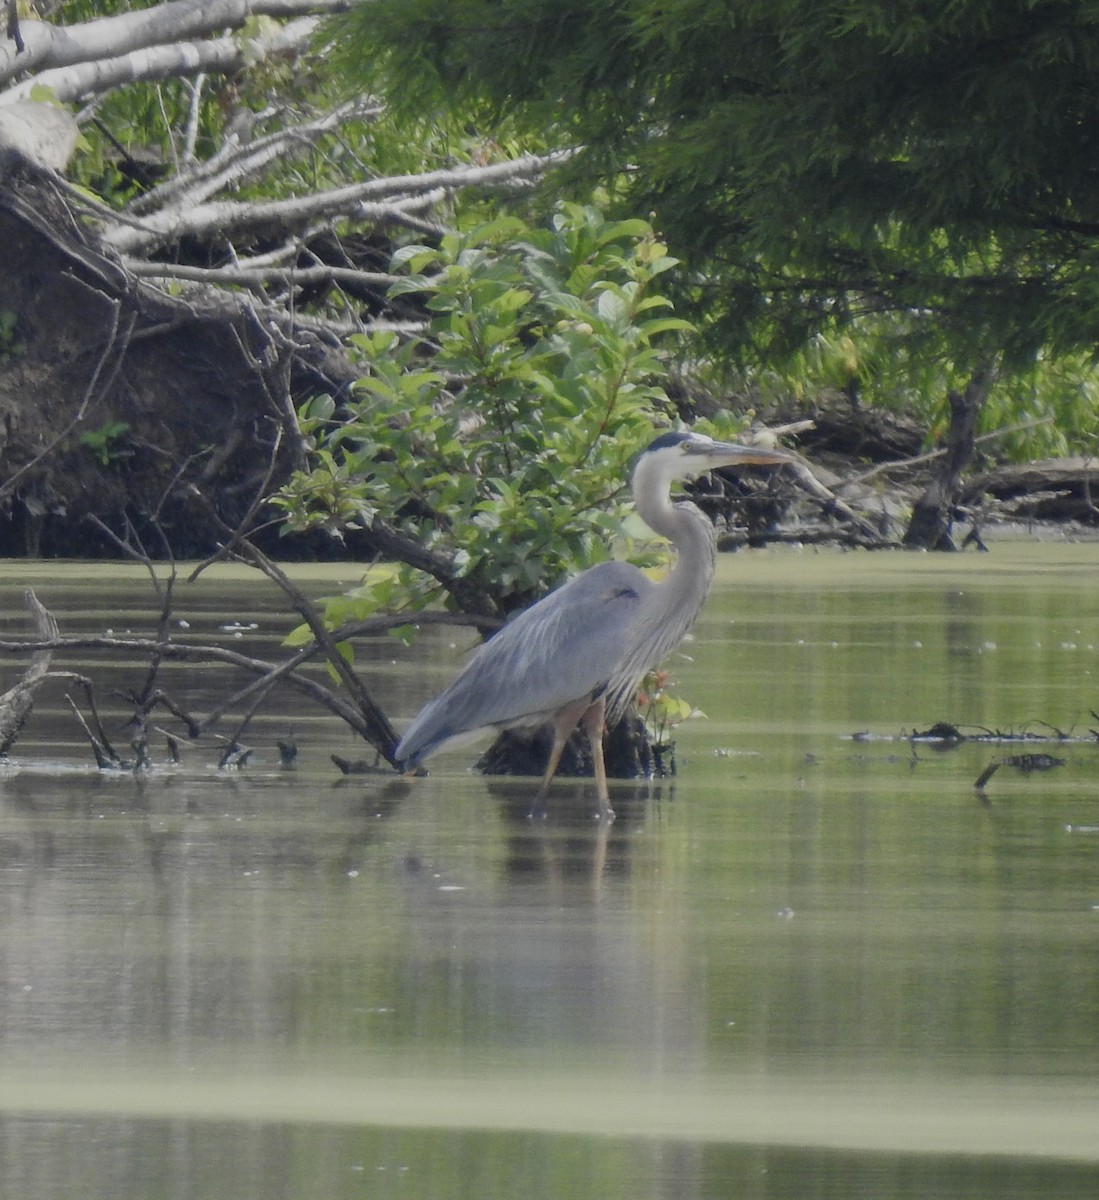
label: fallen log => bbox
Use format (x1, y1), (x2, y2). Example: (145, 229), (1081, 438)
(964, 457), (1099, 522)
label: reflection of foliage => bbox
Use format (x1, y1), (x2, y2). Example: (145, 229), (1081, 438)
(275, 204), (727, 630)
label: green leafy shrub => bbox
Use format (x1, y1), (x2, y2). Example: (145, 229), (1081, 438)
(276, 204), (714, 635)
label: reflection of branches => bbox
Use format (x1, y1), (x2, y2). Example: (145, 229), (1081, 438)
(198, 525), (403, 763)
(0, 589), (501, 764)
(2, 630), (392, 747)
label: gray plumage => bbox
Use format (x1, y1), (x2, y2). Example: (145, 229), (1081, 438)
(396, 430), (794, 817)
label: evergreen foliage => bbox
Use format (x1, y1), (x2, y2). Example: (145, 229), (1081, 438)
(335, 1), (1099, 412)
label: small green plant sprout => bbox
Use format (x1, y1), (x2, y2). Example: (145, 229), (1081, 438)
(78, 420), (132, 466)
(0, 308), (26, 363)
(637, 667), (702, 746)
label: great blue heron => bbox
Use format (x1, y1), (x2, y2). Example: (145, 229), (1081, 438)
(395, 430), (795, 819)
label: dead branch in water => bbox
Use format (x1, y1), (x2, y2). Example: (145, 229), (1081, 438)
(974, 752), (1066, 792)
(0, 577), (493, 768)
(0, 589), (58, 754)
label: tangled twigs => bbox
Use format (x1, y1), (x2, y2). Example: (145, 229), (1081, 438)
(219, 535), (402, 765)
(0, 573), (410, 767)
(188, 476), (402, 765)
(65, 687), (121, 770)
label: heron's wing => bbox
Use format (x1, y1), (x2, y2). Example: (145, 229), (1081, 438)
(396, 561), (652, 766)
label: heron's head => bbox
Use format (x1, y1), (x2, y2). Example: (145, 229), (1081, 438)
(633, 430), (796, 489)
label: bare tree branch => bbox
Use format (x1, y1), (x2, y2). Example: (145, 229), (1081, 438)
(2, 17), (321, 106)
(1, 630), (395, 752)
(103, 152), (568, 254)
(181, 69), (205, 163)
(846, 416), (1058, 487)
(0, 0), (353, 88)
(123, 259), (402, 292)
(124, 98), (383, 216)
(0, 591), (57, 755)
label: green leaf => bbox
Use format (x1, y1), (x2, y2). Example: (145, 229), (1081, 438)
(638, 317), (695, 338)
(282, 622), (315, 648)
(324, 639), (355, 684)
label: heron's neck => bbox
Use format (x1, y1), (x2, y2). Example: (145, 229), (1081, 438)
(634, 484), (717, 593)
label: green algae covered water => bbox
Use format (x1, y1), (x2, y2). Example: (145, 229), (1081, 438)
(0, 545), (1097, 1198)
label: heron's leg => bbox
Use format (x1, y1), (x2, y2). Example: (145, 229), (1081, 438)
(580, 695), (614, 822)
(529, 698), (589, 819)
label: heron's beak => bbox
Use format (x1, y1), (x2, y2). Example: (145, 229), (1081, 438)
(689, 440), (798, 468)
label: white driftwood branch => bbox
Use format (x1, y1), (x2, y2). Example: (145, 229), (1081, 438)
(126, 98), (381, 216)
(103, 152), (566, 254)
(0, 590), (59, 755)
(124, 260), (401, 291)
(2, 17), (320, 106)
(181, 71), (206, 163)
(294, 313), (429, 336)
(0, 99), (80, 171)
(0, 0), (351, 87)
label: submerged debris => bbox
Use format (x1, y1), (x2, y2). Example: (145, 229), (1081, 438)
(974, 753), (1066, 791)
(853, 717), (1095, 748)
(218, 742), (253, 769)
(911, 721), (967, 742)
(908, 721), (1081, 744)
(331, 754), (390, 776)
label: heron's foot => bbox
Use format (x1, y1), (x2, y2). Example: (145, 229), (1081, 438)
(527, 797), (549, 821)
(594, 805), (616, 823)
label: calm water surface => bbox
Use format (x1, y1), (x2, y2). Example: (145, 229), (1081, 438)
(0, 546), (1097, 1199)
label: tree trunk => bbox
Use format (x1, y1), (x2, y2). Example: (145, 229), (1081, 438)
(902, 366), (996, 550)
